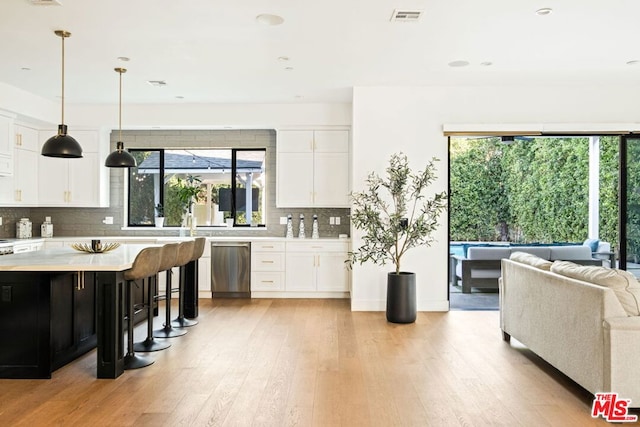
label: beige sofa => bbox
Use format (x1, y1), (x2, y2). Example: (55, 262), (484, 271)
(500, 253), (640, 405)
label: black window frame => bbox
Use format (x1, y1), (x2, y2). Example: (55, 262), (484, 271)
(127, 148), (265, 227)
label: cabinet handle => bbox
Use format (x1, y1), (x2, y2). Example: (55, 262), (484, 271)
(261, 260), (274, 264)
(261, 280), (274, 284)
(76, 271), (85, 290)
(15, 133), (22, 146)
(262, 245), (274, 249)
(317, 255), (320, 267)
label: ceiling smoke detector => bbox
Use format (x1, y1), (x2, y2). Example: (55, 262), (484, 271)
(390, 9), (423, 22)
(29, 0), (63, 5)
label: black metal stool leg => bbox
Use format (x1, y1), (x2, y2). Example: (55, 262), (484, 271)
(134, 275), (171, 352)
(124, 279), (154, 370)
(153, 269), (187, 338)
(172, 266), (198, 328)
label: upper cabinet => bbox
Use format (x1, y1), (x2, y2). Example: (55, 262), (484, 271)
(0, 113), (15, 177)
(12, 125), (39, 205)
(38, 129), (108, 207)
(276, 130), (350, 207)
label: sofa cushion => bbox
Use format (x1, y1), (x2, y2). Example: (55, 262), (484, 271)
(583, 238), (600, 252)
(551, 261), (640, 316)
(509, 246), (551, 260)
(467, 247), (511, 260)
(510, 251), (553, 270)
(549, 245), (593, 261)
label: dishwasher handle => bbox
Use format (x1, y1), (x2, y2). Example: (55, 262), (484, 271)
(211, 242), (251, 248)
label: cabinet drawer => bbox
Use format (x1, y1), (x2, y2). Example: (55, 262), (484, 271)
(251, 272), (284, 291)
(286, 241), (349, 253)
(251, 252), (284, 271)
(252, 241), (285, 252)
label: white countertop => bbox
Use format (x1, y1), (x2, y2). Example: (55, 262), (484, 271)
(0, 244), (159, 272)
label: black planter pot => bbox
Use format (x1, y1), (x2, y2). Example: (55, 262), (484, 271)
(386, 272), (417, 323)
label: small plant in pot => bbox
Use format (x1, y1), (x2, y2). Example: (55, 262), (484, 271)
(154, 204), (165, 228)
(348, 152), (447, 323)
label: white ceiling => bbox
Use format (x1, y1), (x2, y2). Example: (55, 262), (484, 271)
(2, 0), (640, 105)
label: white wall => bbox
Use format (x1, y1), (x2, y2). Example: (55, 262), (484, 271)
(351, 84), (640, 312)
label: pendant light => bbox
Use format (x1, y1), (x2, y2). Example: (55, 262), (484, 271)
(41, 30), (83, 158)
(105, 68), (137, 168)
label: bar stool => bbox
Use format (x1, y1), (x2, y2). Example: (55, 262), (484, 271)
(123, 246), (160, 370)
(153, 242), (188, 339)
(133, 244), (174, 353)
(172, 237), (205, 327)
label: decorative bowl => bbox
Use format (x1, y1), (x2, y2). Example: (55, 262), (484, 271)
(70, 242), (120, 253)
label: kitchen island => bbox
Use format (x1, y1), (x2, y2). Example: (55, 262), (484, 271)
(0, 244), (160, 379)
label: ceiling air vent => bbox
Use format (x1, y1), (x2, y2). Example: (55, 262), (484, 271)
(147, 80), (167, 87)
(390, 9), (423, 22)
(29, 0), (63, 6)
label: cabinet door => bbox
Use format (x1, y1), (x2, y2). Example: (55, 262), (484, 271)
(278, 130), (314, 152)
(316, 253), (350, 291)
(313, 151), (350, 207)
(199, 257), (211, 292)
(38, 156), (69, 205)
(14, 148), (38, 204)
(285, 252), (316, 291)
(277, 152), (314, 207)
(0, 115), (13, 175)
(68, 152), (99, 206)
(50, 272), (97, 370)
(75, 272), (97, 347)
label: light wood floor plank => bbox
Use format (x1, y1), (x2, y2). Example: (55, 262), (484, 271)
(0, 298), (634, 426)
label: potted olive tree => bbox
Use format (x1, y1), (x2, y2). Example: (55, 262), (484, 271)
(349, 152), (447, 323)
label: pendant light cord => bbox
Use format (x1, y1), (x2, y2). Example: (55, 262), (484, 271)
(61, 33), (65, 126)
(118, 70), (122, 144)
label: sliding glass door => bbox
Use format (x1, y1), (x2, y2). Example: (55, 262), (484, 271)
(619, 135), (640, 275)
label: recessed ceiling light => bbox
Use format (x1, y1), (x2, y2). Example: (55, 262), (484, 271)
(21, 67), (31, 71)
(448, 60), (469, 68)
(117, 56), (130, 62)
(480, 61), (493, 66)
(278, 56), (290, 62)
(536, 8), (553, 16)
(147, 80), (167, 87)
(284, 66), (294, 71)
(295, 95), (303, 99)
(256, 14), (284, 26)
(627, 60), (640, 65)
(175, 95), (184, 99)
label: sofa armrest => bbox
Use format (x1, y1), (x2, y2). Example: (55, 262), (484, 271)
(461, 259), (502, 293)
(603, 316), (640, 403)
(593, 251), (616, 268)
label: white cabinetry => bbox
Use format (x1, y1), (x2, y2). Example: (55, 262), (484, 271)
(38, 130), (105, 207)
(199, 242), (211, 292)
(276, 130), (350, 207)
(285, 240), (349, 293)
(251, 240), (285, 292)
(12, 125), (38, 205)
(0, 113), (14, 176)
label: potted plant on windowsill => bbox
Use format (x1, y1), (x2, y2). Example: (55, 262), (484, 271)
(176, 175), (203, 235)
(154, 204), (165, 228)
(348, 152), (447, 323)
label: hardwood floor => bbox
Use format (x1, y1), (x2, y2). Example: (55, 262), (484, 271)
(0, 298), (634, 426)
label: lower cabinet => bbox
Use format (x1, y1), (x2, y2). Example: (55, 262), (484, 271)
(285, 241), (350, 293)
(50, 272), (97, 370)
(251, 241), (285, 291)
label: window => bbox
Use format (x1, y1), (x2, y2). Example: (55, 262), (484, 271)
(128, 148), (266, 227)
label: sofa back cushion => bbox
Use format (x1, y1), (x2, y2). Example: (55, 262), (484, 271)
(550, 261), (640, 316)
(467, 247), (511, 260)
(549, 245), (593, 261)
(510, 251), (553, 270)
(509, 246), (551, 260)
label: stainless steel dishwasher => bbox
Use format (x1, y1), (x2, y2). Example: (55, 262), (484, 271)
(211, 241), (251, 298)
